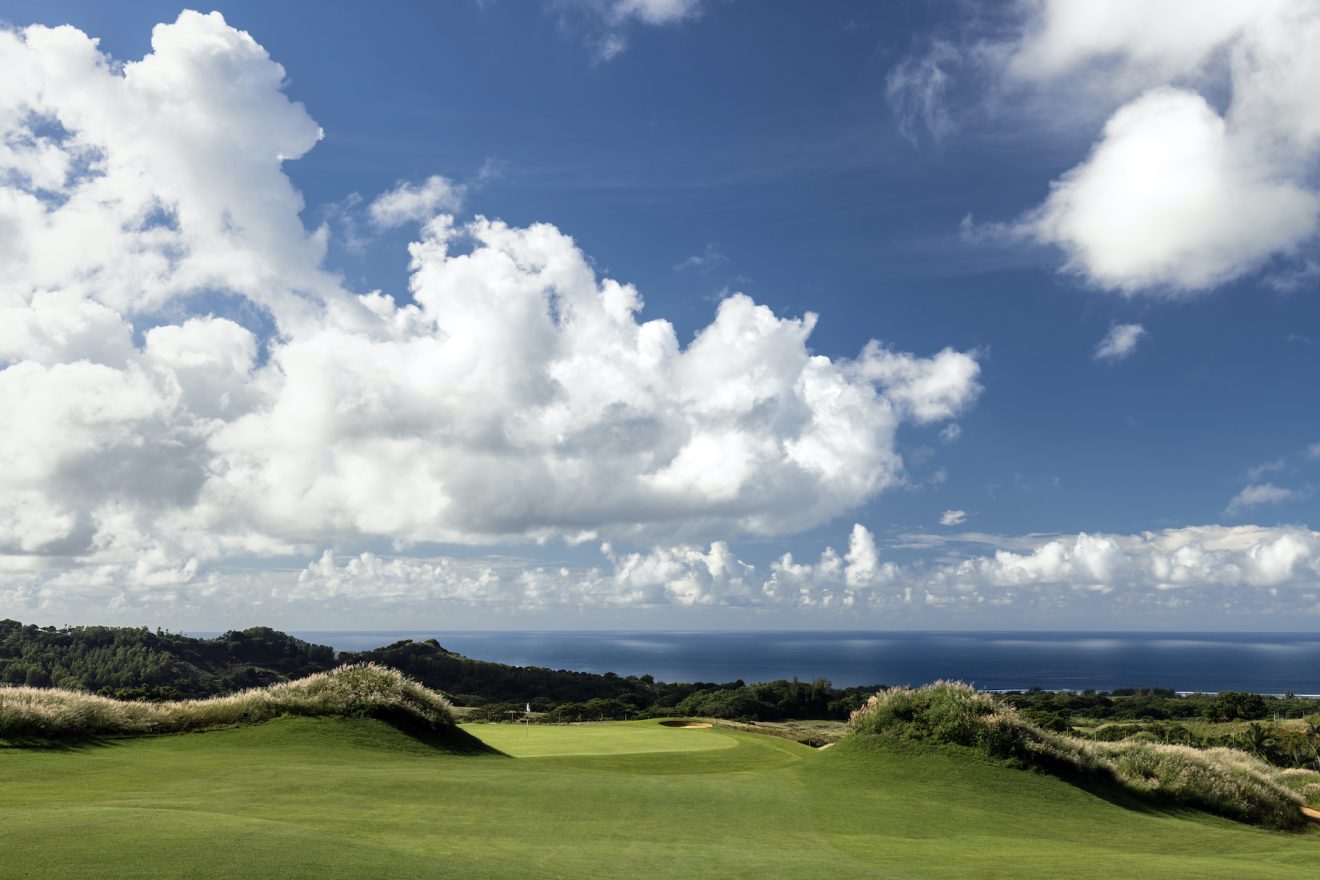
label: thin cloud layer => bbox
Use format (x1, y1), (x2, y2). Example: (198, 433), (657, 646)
(1093, 323), (1145, 362)
(369, 176), (466, 228)
(1225, 484), (1299, 516)
(0, 12), (979, 603)
(555, 0), (706, 60)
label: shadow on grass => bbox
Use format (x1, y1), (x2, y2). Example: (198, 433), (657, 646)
(375, 710), (508, 757)
(0, 735), (127, 752)
(1, 712), (508, 757)
(1033, 757), (1171, 818)
(833, 736), (1179, 823)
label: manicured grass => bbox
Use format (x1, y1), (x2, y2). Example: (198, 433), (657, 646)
(1, 717), (1316, 879)
(466, 720), (737, 757)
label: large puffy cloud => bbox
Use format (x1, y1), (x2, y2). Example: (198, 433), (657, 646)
(1008, 1), (1266, 84)
(0, 12), (350, 330)
(1025, 88), (1319, 292)
(1013, 1), (1320, 293)
(199, 214), (978, 546)
(898, 1), (1320, 294)
(0, 12), (979, 607)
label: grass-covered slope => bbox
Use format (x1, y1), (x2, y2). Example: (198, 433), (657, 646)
(846, 681), (1319, 829)
(0, 663), (453, 740)
(1, 717), (1317, 879)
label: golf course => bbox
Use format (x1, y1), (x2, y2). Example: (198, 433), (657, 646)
(2, 709), (1317, 879)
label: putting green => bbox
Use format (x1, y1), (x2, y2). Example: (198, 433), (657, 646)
(1, 716), (1316, 879)
(463, 719), (739, 757)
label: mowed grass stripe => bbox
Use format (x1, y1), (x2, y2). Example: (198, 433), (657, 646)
(1, 716), (1316, 879)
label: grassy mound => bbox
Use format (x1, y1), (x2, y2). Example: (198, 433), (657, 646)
(847, 681), (1309, 829)
(0, 663), (453, 740)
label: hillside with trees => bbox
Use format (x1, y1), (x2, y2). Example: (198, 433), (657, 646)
(5, 620), (1320, 760)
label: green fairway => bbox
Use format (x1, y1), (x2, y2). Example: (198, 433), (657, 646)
(1, 717), (1315, 879)
(465, 720), (737, 757)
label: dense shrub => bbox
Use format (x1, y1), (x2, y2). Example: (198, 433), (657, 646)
(0, 664), (453, 740)
(847, 682), (1307, 830)
(1205, 692), (1270, 722)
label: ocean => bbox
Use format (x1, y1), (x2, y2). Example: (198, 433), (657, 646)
(282, 630), (1320, 694)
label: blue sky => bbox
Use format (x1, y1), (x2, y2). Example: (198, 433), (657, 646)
(1, 1), (1319, 629)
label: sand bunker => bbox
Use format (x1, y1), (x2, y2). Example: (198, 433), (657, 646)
(1303, 806), (1320, 823)
(660, 720), (713, 728)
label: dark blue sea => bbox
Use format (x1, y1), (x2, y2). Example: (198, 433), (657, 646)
(282, 631), (1320, 695)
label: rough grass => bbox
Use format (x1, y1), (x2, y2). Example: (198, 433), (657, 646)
(847, 681), (1307, 829)
(0, 663), (453, 740)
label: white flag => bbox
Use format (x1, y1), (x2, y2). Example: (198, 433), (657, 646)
(526, 702), (531, 714)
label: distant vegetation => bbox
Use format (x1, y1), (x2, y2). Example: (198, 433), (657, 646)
(847, 682), (1318, 829)
(999, 687), (1320, 771)
(0, 664), (453, 740)
(0, 620), (336, 698)
(1000, 686), (1309, 725)
(0, 620), (878, 721)
(5, 618), (1320, 772)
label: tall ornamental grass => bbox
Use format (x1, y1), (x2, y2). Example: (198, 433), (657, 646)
(847, 681), (1308, 830)
(0, 663), (453, 740)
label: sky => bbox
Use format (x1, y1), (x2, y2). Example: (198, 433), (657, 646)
(1, 0), (1319, 631)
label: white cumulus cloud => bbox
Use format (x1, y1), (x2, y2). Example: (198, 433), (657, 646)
(1012, 1), (1320, 294)
(900, 1), (1320, 295)
(8, 520), (1320, 625)
(939, 510), (967, 526)
(1025, 89), (1319, 293)
(203, 215), (978, 546)
(0, 12), (980, 612)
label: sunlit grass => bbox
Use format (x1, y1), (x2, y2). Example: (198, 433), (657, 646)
(2, 715), (1317, 879)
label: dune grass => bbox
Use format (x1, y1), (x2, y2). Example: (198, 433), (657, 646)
(846, 681), (1310, 829)
(0, 663), (453, 740)
(1, 716), (1317, 879)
